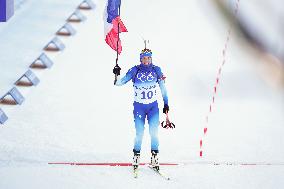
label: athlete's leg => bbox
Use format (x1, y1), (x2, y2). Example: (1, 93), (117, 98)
(133, 102), (146, 152)
(147, 101), (160, 152)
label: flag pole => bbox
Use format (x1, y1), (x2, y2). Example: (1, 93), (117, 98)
(114, 3), (121, 84)
(116, 4), (120, 65)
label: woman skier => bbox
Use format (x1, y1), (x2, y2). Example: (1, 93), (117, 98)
(113, 48), (169, 172)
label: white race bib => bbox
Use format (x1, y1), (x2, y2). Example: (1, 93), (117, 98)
(133, 83), (158, 104)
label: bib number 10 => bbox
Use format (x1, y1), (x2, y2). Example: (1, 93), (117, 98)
(141, 91), (154, 99)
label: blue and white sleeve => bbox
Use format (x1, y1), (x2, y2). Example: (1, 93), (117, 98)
(158, 79), (169, 106)
(155, 66), (169, 106)
(115, 66), (136, 86)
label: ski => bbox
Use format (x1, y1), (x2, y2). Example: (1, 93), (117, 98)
(148, 166), (170, 180)
(133, 166), (138, 178)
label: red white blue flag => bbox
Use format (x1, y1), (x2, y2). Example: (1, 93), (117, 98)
(104, 0), (127, 54)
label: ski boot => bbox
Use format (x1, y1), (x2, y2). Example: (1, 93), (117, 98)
(132, 151), (140, 169)
(150, 150), (160, 171)
(132, 151), (140, 178)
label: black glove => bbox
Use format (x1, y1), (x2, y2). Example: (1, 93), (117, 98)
(113, 65), (121, 75)
(163, 104), (169, 114)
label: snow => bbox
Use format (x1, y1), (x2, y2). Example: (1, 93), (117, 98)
(0, 0), (284, 188)
(0, 0), (84, 95)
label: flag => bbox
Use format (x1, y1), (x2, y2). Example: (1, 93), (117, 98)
(104, 0), (127, 54)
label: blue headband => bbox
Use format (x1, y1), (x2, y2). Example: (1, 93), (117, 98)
(140, 52), (152, 59)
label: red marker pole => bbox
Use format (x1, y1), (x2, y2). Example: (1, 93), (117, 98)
(199, 0), (240, 158)
(204, 127), (208, 135)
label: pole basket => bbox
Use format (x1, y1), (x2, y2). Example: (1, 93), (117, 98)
(161, 112), (175, 129)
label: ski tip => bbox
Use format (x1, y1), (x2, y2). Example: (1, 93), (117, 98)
(133, 168), (138, 178)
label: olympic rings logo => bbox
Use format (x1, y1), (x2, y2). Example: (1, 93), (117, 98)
(136, 72), (155, 82)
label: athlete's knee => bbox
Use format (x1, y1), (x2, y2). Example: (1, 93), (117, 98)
(148, 111), (159, 126)
(148, 116), (159, 131)
(149, 125), (158, 137)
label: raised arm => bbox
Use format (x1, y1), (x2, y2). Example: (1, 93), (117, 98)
(114, 66), (137, 86)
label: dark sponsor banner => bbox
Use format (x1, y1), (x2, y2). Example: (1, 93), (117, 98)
(0, 0), (14, 22)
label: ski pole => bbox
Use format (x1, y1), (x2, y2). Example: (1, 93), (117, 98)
(161, 112), (175, 129)
(114, 4), (121, 85)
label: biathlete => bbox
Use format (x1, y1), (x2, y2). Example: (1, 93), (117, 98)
(113, 48), (169, 171)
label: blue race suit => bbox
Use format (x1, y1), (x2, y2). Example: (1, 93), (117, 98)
(115, 63), (169, 153)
